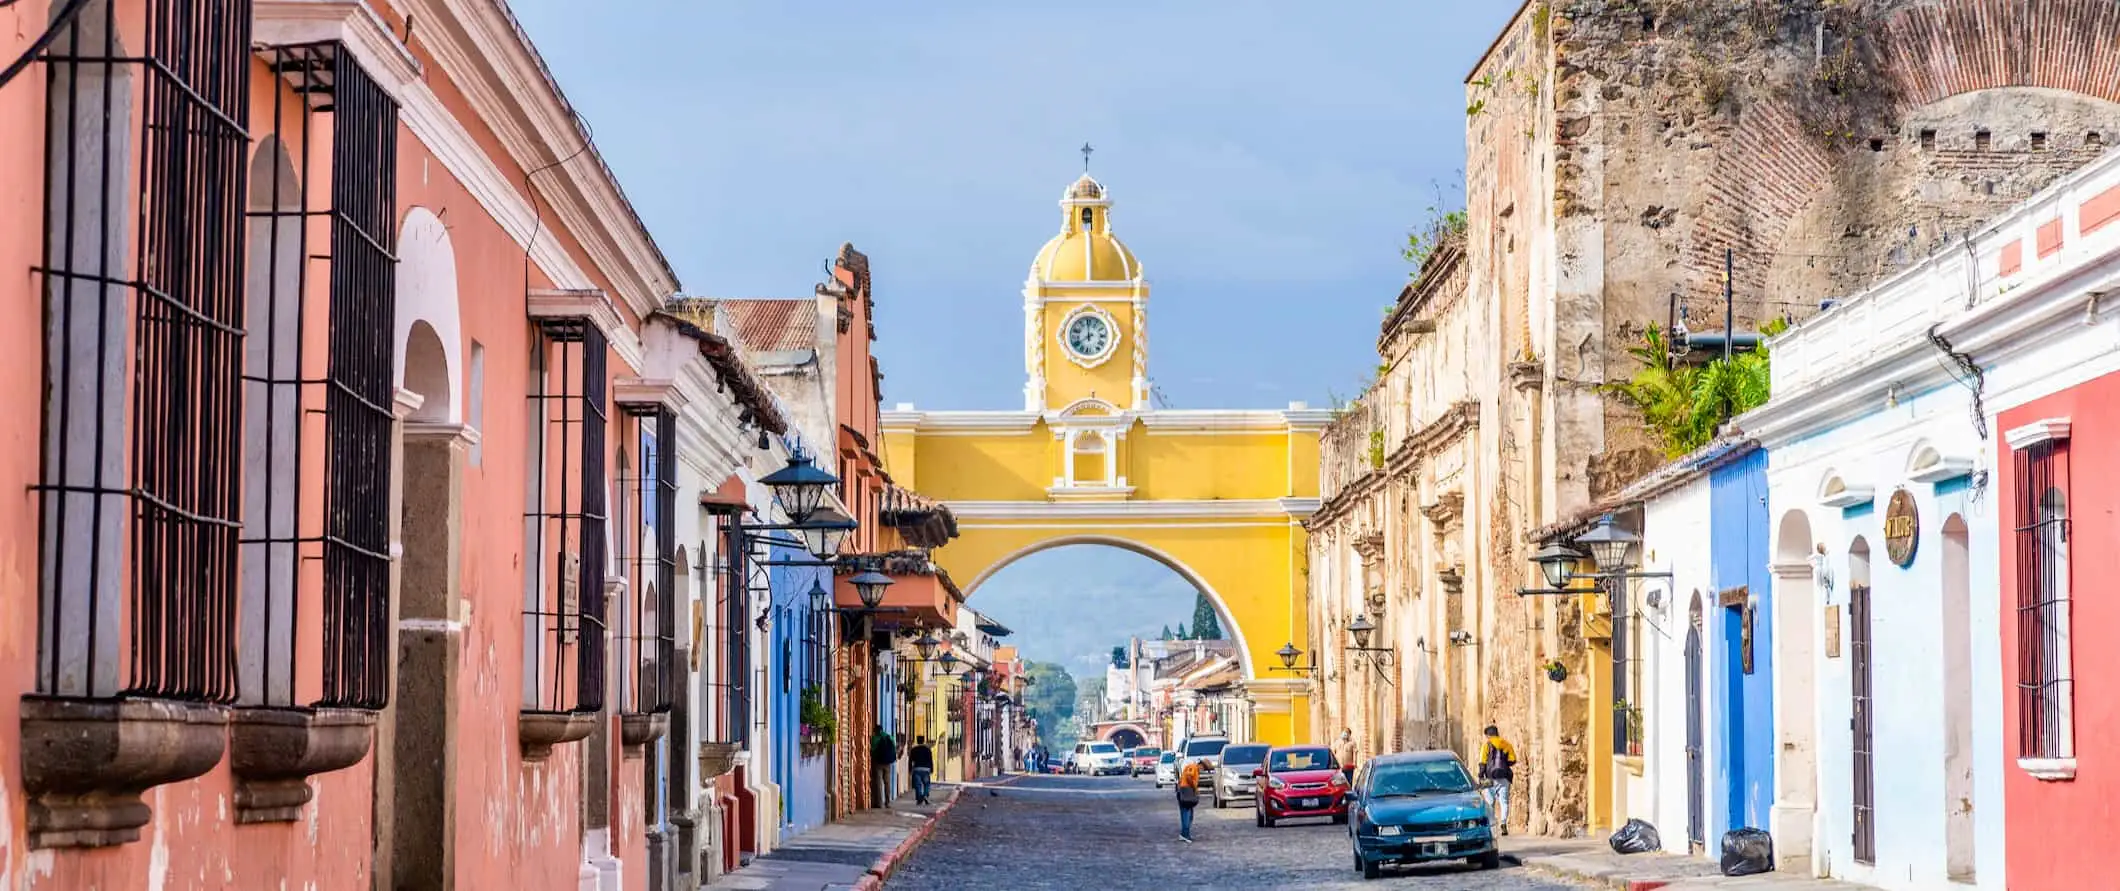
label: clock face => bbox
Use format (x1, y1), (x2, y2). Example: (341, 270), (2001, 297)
(1066, 314), (1111, 358)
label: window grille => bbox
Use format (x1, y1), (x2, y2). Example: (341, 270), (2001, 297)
(524, 320), (608, 714)
(34, 0), (251, 702)
(707, 518), (752, 746)
(240, 41), (399, 710)
(2014, 440), (2073, 760)
(1610, 577), (1646, 758)
(618, 406), (678, 715)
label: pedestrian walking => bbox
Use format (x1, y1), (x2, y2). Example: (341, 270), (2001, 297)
(870, 727), (898, 805)
(1175, 757), (1203, 842)
(908, 736), (935, 805)
(1332, 728), (1358, 784)
(1478, 724), (1517, 835)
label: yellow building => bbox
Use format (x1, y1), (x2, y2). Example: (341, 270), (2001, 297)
(883, 171), (1327, 745)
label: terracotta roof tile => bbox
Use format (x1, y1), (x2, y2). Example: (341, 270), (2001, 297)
(712, 298), (819, 353)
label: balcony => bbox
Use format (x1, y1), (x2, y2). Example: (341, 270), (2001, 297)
(835, 551), (962, 627)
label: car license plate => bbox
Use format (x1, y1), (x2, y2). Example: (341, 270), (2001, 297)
(1300, 797), (1322, 808)
(1421, 842), (1450, 857)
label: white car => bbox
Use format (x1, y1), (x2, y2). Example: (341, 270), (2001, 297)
(1072, 741), (1126, 776)
(1154, 750), (1179, 788)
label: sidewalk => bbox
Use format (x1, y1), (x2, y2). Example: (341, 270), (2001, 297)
(703, 776), (1010, 891)
(1506, 837), (1872, 891)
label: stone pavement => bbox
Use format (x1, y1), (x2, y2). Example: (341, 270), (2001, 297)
(887, 772), (1588, 890)
(703, 779), (980, 891)
(1509, 838), (1874, 891)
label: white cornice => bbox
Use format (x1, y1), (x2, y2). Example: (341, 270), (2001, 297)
(613, 378), (686, 412)
(944, 498), (1313, 521)
(255, 1), (422, 96)
(404, 0), (679, 318)
(881, 410), (1042, 433)
(2004, 418), (2072, 450)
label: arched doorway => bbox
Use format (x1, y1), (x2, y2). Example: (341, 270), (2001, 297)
(1940, 514), (1975, 881)
(1770, 508), (1819, 873)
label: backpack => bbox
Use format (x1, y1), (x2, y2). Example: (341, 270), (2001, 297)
(1176, 762), (1202, 806)
(1482, 741), (1515, 779)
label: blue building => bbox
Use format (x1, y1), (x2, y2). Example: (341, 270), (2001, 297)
(767, 539), (831, 837)
(1706, 446), (1774, 838)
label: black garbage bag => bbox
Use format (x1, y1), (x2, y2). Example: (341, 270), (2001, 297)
(1608, 818), (1662, 854)
(1720, 828), (1775, 876)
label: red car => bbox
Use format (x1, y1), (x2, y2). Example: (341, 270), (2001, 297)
(1253, 744), (1350, 827)
(1128, 747), (1162, 776)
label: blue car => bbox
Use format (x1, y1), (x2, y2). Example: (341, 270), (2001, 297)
(1347, 751), (1500, 879)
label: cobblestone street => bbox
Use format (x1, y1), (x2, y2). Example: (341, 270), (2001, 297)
(886, 775), (1590, 890)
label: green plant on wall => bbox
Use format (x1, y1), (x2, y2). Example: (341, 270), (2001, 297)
(1367, 429), (1387, 470)
(799, 684), (836, 744)
(1607, 319), (1789, 458)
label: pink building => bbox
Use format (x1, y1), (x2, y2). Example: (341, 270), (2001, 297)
(1, 1), (782, 888)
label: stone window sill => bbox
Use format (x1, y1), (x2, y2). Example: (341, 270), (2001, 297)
(229, 707), (377, 823)
(1615, 755), (1645, 777)
(520, 710), (596, 760)
(620, 712), (670, 750)
(2018, 757), (2076, 781)
(20, 695), (228, 848)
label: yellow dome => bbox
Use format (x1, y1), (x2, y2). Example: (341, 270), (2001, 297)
(1031, 173), (1141, 282)
(1033, 231), (1139, 282)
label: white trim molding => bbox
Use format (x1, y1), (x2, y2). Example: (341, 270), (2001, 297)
(255, 1), (423, 96)
(945, 498), (1313, 521)
(1817, 471), (1875, 509)
(2004, 417), (2073, 450)
(2018, 757), (2077, 781)
(1905, 440), (1976, 484)
(882, 410), (1042, 433)
(613, 378), (688, 412)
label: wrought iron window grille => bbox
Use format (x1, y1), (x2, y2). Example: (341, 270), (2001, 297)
(239, 41), (400, 713)
(523, 319), (609, 716)
(617, 404), (678, 718)
(2013, 440), (2073, 761)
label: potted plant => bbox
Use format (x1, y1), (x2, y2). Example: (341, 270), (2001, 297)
(799, 685), (836, 755)
(1540, 659), (1568, 682)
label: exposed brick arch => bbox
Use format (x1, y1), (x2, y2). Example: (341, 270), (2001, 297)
(1685, 0), (2120, 319)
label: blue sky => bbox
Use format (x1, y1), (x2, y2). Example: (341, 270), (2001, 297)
(511, 2), (1519, 672)
(512, 0), (1515, 411)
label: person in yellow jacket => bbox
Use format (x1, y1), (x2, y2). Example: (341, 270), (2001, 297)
(1175, 759), (1203, 842)
(1477, 724), (1517, 835)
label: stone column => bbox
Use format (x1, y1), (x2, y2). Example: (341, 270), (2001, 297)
(387, 419), (476, 891)
(585, 578), (625, 889)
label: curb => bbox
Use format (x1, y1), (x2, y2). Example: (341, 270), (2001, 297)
(1517, 855), (1688, 891)
(855, 787), (961, 890)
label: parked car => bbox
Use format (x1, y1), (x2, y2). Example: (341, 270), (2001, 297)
(1129, 746), (1162, 776)
(1045, 757), (1070, 775)
(1253, 744), (1348, 827)
(1212, 743), (1271, 807)
(1072, 740), (1126, 776)
(1154, 750), (1179, 788)
(1177, 735), (1229, 777)
(1348, 751), (1499, 879)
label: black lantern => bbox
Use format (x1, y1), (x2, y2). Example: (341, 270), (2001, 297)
(806, 578), (831, 615)
(1348, 614), (1376, 650)
(760, 449), (837, 524)
(1575, 514), (1639, 573)
(938, 651), (958, 673)
(1531, 541), (1588, 590)
(848, 569), (894, 609)
(913, 632), (940, 661)
(797, 505), (858, 559)
(1276, 641), (1302, 669)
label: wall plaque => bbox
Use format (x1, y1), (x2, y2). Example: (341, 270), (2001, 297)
(1824, 605), (1842, 659)
(1885, 488), (1919, 567)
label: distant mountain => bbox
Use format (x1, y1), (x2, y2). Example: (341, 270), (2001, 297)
(969, 545), (1202, 680)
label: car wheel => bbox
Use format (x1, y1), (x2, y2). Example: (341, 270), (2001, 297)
(1478, 851), (1501, 871)
(1331, 812), (1348, 825)
(1261, 810), (1276, 828)
(1361, 857), (1383, 880)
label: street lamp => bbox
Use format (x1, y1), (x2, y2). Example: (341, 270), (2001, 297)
(1347, 614), (1377, 649)
(1345, 615), (1396, 680)
(795, 505), (857, 559)
(806, 578), (831, 615)
(848, 569), (894, 610)
(938, 651), (958, 673)
(1531, 542), (1588, 590)
(759, 449), (837, 524)
(1575, 514), (1639, 573)
(912, 632), (940, 661)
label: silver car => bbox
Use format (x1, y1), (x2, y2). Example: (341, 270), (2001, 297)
(1213, 743), (1271, 808)
(1154, 750), (1179, 788)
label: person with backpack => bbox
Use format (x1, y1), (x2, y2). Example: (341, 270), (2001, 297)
(870, 728), (898, 805)
(1478, 724), (1517, 835)
(1175, 757), (1203, 842)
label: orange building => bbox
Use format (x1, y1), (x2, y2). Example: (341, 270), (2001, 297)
(0, 2), (788, 889)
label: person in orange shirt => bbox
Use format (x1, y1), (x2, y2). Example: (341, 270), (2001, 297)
(1175, 758), (1203, 842)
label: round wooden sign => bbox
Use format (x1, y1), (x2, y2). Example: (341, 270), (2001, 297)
(1884, 488), (1919, 567)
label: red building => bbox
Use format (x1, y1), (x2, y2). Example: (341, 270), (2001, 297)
(1985, 147), (2120, 890)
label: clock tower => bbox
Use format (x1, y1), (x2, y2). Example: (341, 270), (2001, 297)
(1023, 173), (1148, 413)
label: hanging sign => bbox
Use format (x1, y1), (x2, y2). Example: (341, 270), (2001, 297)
(1885, 489), (1919, 567)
